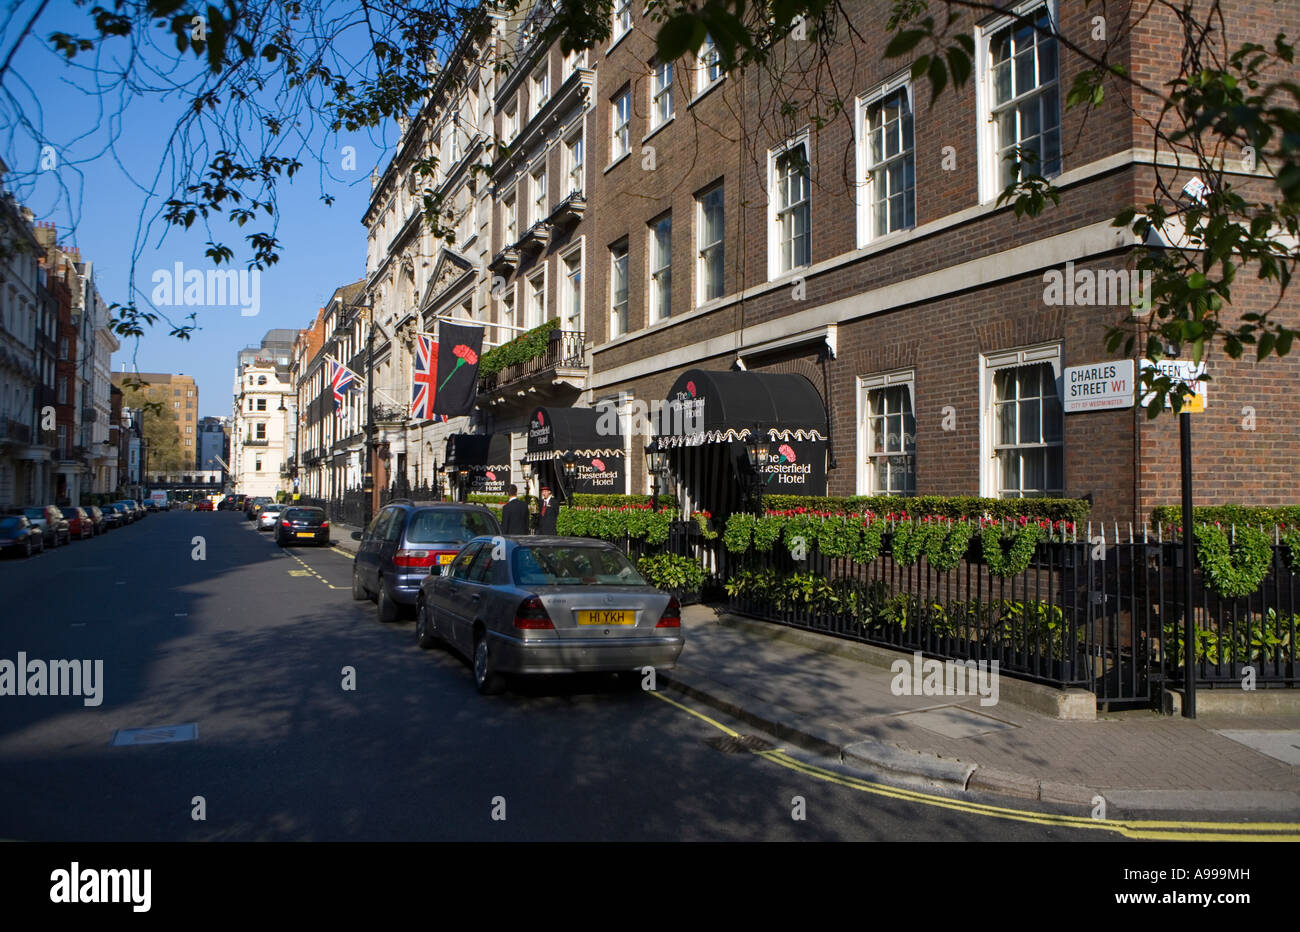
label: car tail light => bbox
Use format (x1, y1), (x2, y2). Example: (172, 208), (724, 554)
(281, 520), (291, 527)
(393, 549), (437, 567)
(514, 596), (554, 630)
(321, 521), (329, 528)
(656, 597), (681, 628)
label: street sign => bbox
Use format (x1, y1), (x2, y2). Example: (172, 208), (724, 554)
(1140, 360), (1207, 412)
(1063, 360), (1135, 413)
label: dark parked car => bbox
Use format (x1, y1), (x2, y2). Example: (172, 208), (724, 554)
(85, 505), (106, 535)
(275, 506), (330, 547)
(351, 501), (501, 623)
(98, 504), (121, 529)
(0, 515), (44, 557)
(60, 507), (94, 540)
(6, 506), (69, 547)
(415, 537), (685, 695)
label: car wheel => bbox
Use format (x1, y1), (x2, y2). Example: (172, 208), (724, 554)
(416, 598), (439, 649)
(473, 633), (505, 695)
(24, 539), (32, 558)
(49, 532), (57, 549)
(377, 579), (401, 623)
(351, 564), (368, 601)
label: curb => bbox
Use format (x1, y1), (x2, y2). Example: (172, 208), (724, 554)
(658, 667), (1300, 817)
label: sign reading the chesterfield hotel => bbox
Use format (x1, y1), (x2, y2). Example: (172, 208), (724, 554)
(1063, 360), (1135, 413)
(756, 439), (826, 491)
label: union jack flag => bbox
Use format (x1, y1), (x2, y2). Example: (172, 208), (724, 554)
(411, 334), (437, 420)
(331, 360), (355, 414)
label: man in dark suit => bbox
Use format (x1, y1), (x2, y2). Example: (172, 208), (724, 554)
(535, 483), (560, 535)
(500, 484), (529, 536)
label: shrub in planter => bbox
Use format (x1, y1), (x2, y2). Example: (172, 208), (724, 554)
(979, 522), (1045, 577)
(637, 554), (706, 592)
(1193, 523), (1273, 599)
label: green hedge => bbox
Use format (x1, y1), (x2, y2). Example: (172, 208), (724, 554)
(478, 319), (560, 376)
(761, 494), (1090, 523)
(1149, 504), (1300, 530)
(572, 493), (675, 508)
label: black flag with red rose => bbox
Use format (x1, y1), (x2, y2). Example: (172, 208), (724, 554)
(432, 323), (484, 417)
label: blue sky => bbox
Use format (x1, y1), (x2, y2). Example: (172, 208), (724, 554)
(1, 1), (398, 418)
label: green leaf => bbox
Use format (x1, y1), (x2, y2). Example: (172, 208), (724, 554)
(656, 13), (703, 61)
(885, 29), (927, 58)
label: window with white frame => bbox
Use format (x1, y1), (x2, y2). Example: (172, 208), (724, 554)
(610, 240), (629, 337)
(611, 89), (631, 161)
(563, 46), (586, 79)
(859, 81), (915, 243)
(769, 139), (811, 276)
(564, 130), (584, 196)
(503, 102), (519, 143)
(561, 247), (583, 332)
(446, 119), (461, 165)
(530, 163), (547, 225)
(859, 371), (916, 496)
(526, 269), (546, 328)
(499, 286), (516, 344)
(696, 183), (724, 303)
(985, 4), (1060, 192)
(650, 61), (674, 130)
(256, 422), (266, 440)
(648, 214), (672, 321)
(983, 345), (1064, 498)
(612, 0), (632, 41)
(530, 62), (550, 117)
(697, 35), (722, 91)
(503, 188), (517, 244)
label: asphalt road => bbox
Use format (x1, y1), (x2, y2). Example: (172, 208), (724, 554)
(0, 510), (1108, 841)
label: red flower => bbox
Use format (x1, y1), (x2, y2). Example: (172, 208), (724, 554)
(453, 344), (478, 364)
(778, 443), (796, 463)
(592, 458), (605, 471)
(686, 380), (697, 397)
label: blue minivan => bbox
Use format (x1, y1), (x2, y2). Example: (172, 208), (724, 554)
(351, 501), (500, 623)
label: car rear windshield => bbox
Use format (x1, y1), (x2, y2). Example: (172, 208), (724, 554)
(284, 508), (324, 520)
(511, 545), (647, 587)
(22, 508), (44, 519)
(405, 509), (496, 544)
(60, 508), (80, 517)
(0, 517), (21, 530)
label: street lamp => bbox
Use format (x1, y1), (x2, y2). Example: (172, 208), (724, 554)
(646, 441), (665, 511)
(561, 451), (577, 487)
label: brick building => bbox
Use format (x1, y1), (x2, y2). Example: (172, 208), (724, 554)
(318, 0), (1299, 526)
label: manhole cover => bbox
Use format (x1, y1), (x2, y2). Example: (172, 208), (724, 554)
(110, 723), (199, 746)
(894, 706), (1018, 739)
(705, 734), (775, 754)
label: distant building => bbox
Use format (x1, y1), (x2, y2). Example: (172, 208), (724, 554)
(231, 331), (296, 497)
(197, 416), (230, 472)
(110, 371), (198, 468)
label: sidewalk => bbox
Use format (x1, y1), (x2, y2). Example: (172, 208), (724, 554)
(329, 522), (364, 555)
(662, 605), (1300, 817)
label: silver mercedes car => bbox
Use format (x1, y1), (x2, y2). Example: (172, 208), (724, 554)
(416, 536), (685, 694)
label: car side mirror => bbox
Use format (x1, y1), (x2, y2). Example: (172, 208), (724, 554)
(351, 531), (362, 541)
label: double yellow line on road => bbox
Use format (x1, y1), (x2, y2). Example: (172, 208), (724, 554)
(649, 691), (1300, 841)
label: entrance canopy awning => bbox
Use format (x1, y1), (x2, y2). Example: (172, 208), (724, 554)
(524, 406), (625, 463)
(652, 368), (829, 448)
(445, 433), (511, 470)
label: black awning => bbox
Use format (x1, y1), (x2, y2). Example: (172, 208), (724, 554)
(654, 369), (829, 447)
(445, 433), (512, 470)
(525, 406), (625, 462)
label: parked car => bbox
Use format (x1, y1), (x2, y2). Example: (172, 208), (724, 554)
(415, 537), (685, 694)
(195, 499), (214, 512)
(351, 501), (501, 623)
(246, 497), (273, 521)
(275, 506), (330, 547)
(85, 505), (106, 535)
(59, 506), (94, 541)
(0, 515), (44, 557)
(99, 504), (123, 529)
(256, 504), (283, 531)
(6, 506), (70, 547)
